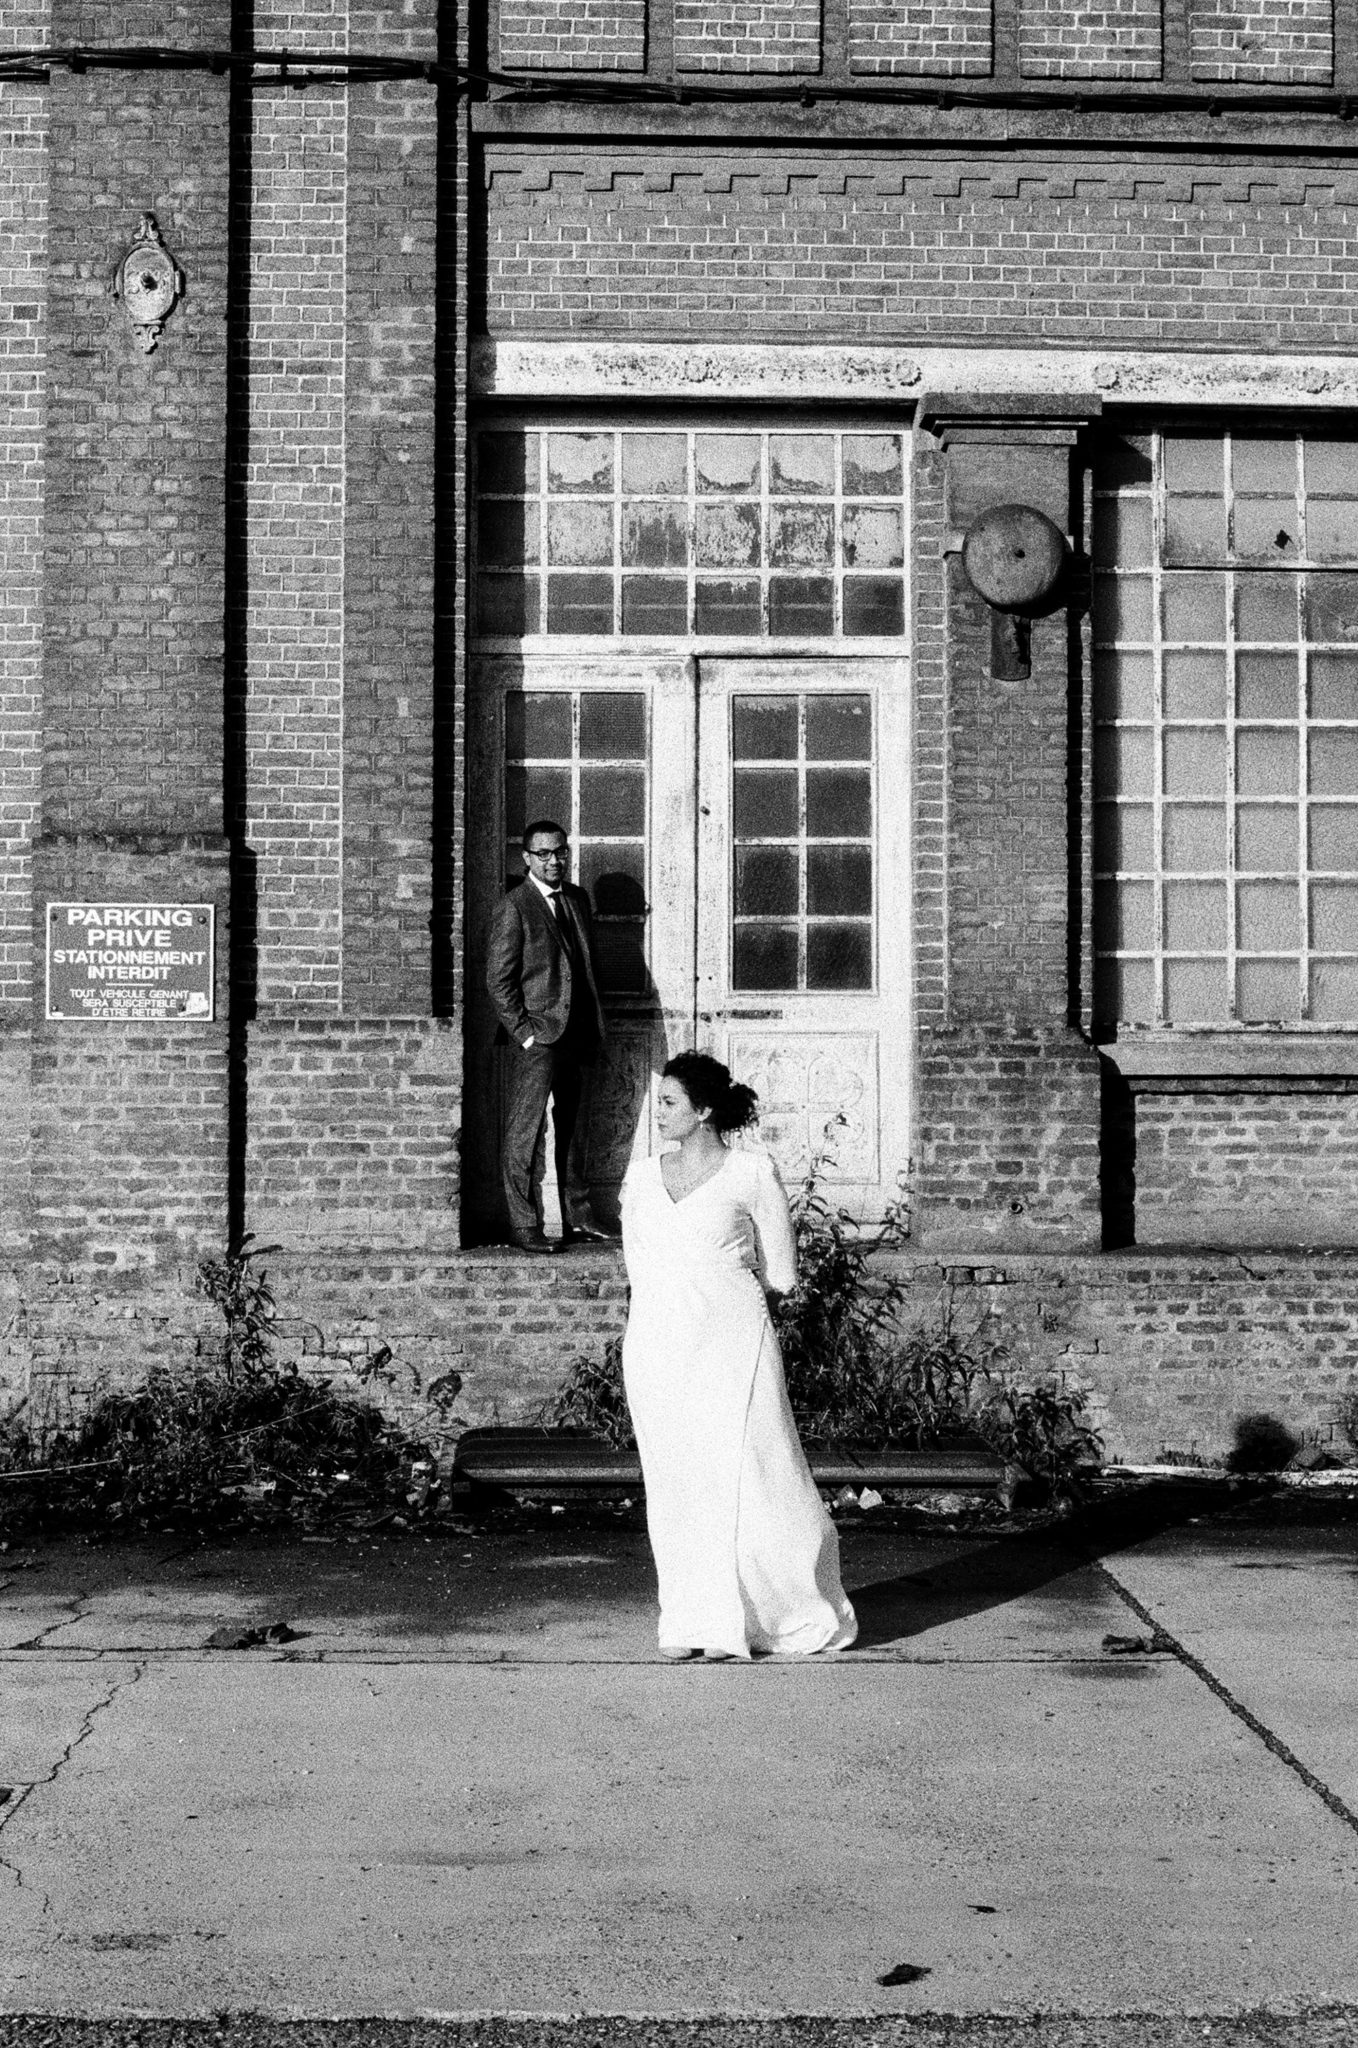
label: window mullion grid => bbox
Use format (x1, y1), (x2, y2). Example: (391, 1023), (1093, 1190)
(536, 432), (549, 636)
(798, 695), (809, 992)
(1224, 427), (1239, 1021)
(570, 693), (582, 849)
(1296, 436), (1312, 1019)
(612, 431), (623, 637)
(833, 437), (844, 639)
(686, 428), (697, 637)
(1152, 431), (1168, 1025)
(760, 435), (771, 637)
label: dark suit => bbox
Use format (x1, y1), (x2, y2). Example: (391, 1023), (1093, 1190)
(486, 877), (607, 1239)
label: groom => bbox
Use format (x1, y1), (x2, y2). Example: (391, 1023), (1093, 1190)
(486, 818), (616, 1254)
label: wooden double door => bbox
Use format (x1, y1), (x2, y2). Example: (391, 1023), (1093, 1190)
(465, 654), (911, 1236)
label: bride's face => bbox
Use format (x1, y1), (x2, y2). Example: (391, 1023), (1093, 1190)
(656, 1078), (710, 1143)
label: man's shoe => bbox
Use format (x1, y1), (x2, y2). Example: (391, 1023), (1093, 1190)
(511, 1231), (559, 1256)
(565, 1216), (621, 1243)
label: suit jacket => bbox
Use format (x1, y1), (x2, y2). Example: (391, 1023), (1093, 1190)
(486, 878), (607, 1052)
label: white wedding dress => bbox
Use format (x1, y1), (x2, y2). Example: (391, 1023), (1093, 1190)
(620, 1147), (858, 1659)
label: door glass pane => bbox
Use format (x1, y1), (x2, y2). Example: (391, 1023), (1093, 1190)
(733, 695), (797, 760)
(579, 766), (645, 837)
(579, 693), (645, 760)
(734, 769), (798, 837)
(807, 924), (872, 990)
(736, 846), (798, 917)
(806, 769), (872, 837)
(806, 694), (872, 760)
(734, 924), (798, 990)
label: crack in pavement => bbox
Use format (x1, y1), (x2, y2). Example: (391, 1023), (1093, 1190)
(1098, 1560), (1358, 1839)
(11, 1589), (95, 1652)
(0, 1660), (146, 1914)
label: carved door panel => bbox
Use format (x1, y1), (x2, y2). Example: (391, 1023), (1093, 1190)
(465, 655), (696, 1238)
(695, 658), (911, 1218)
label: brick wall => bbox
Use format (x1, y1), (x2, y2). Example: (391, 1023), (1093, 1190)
(1127, 1085), (1358, 1246)
(245, 1017), (459, 1250)
(498, 0), (647, 72)
(848, 0), (993, 76)
(483, 154), (1358, 352)
(232, 4), (349, 1013)
(0, 2), (46, 1019)
(1190, 0), (1333, 82)
(1021, 0), (1162, 78)
(341, 11), (439, 1014)
(675, 0), (823, 74)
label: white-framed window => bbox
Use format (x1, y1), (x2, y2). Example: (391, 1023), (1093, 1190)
(473, 418), (910, 648)
(1092, 425), (1358, 1030)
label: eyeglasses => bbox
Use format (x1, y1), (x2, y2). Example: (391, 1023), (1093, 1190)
(525, 845), (569, 861)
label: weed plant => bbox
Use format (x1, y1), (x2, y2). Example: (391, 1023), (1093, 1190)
(0, 1239), (458, 1537)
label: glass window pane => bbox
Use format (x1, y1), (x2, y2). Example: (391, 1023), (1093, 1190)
(1306, 573), (1358, 642)
(733, 696), (799, 761)
(1237, 881), (1300, 951)
(808, 845), (872, 915)
(479, 500), (539, 569)
(579, 843), (646, 916)
(841, 504), (903, 569)
(547, 433), (613, 493)
(806, 695), (872, 761)
(1303, 442), (1357, 495)
(1163, 804), (1227, 872)
(546, 573), (614, 635)
(1309, 806), (1358, 871)
(547, 501), (614, 566)
(696, 501), (761, 569)
(807, 924), (872, 990)
(806, 768), (871, 838)
(1311, 881), (1358, 951)
(842, 578), (904, 637)
(1164, 727), (1226, 798)
(478, 432), (537, 495)
(1309, 729), (1358, 796)
(579, 693), (645, 761)
(1238, 959), (1301, 1022)
(1092, 496), (1153, 569)
(505, 765), (570, 839)
(621, 433), (687, 496)
(769, 434), (835, 495)
(1237, 728), (1298, 797)
(769, 577), (834, 637)
(694, 434), (760, 494)
(621, 576), (687, 635)
(1095, 803), (1154, 871)
(841, 433), (903, 495)
(506, 691), (572, 759)
(579, 765), (644, 837)
(1310, 958), (1358, 1021)
(594, 922), (647, 993)
(1164, 651), (1227, 719)
(1096, 880), (1156, 950)
(1096, 727), (1154, 798)
(1235, 574), (1297, 641)
(1164, 957), (1230, 1021)
(1094, 955), (1156, 1023)
(478, 574), (538, 638)
(1093, 652), (1154, 721)
(1099, 434), (1153, 487)
(1163, 437), (1223, 493)
(1308, 651), (1358, 720)
(694, 578), (761, 634)
(1162, 573), (1226, 642)
(734, 768), (798, 837)
(1163, 497), (1225, 565)
(1233, 436), (1296, 496)
(622, 502), (687, 568)
(1233, 499), (1300, 563)
(736, 846), (799, 916)
(1235, 651), (1297, 720)
(1094, 575), (1153, 640)
(734, 924), (798, 990)
(1165, 881), (1226, 951)
(1303, 500), (1358, 563)
(1237, 805), (1299, 872)
(770, 504), (835, 569)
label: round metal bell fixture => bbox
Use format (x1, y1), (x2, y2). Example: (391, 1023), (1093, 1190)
(962, 503), (1067, 612)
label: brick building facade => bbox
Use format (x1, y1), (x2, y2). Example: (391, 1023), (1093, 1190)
(2, 0), (1357, 1461)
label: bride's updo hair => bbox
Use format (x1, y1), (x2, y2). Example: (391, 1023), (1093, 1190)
(662, 1051), (759, 1137)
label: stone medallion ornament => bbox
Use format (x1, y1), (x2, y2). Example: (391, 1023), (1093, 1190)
(111, 214), (185, 353)
(962, 503), (1068, 681)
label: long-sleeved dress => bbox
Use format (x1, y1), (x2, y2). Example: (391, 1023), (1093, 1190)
(620, 1146), (858, 1659)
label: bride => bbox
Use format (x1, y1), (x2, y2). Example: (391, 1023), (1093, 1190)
(620, 1051), (857, 1661)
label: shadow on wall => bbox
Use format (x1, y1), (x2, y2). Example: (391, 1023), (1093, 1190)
(1226, 1411), (1302, 1474)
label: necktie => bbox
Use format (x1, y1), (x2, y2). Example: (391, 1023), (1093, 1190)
(549, 891), (578, 959)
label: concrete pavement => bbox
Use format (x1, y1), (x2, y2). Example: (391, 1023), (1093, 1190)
(0, 1487), (1355, 2023)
